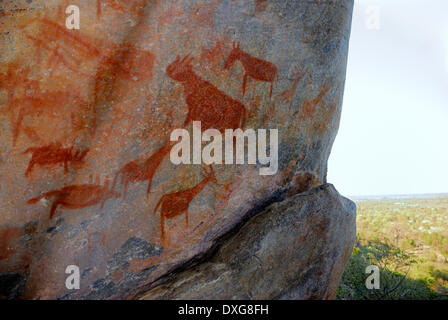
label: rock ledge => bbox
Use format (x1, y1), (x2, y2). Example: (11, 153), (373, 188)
(140, 184), (356, 300)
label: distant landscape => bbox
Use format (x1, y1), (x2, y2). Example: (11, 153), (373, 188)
(337, 194), (448, 300)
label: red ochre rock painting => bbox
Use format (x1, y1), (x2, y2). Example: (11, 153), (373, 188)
(27, 180), (120, 220)
(0, 0), (354, 300)
(224, 42), (278, 98)
(8, 91), (90, 146)
(166, 54), (247, 131)
(154, 166), (218, 242)
(276, 62), (311, 109)
(112, 142), (172, 199)
(23, 142), (89, 178)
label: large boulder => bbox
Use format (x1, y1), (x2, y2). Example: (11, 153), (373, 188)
(0, 0), (355, 299)
(141, 184), (356, 300)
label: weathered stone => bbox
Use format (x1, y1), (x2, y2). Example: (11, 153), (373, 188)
(140, 184), (356, 300)
(0, 0), (355, 299)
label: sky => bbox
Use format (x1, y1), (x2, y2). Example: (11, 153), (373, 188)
(327, 0), (448, 196)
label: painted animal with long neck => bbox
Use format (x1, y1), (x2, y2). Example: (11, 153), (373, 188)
(154, 166), (218, 240)
(295, 83), (330, 119)
(276, 63), (310, 108)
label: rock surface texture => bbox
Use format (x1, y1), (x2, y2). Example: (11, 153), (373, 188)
(141, 184), (356, 300)
(0, 0), (355, 299)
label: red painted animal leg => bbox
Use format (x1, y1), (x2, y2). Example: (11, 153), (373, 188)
(160, 214), (165, 241)
(25, 160), (35, 177)
(122, 181), (129, 200)
(111, 170), (121, 194)
(12, 108), (25, 146)
(242, 73), (248, 97)
(49, 201), (60, 219)
(185, 210), (188, 228)
(241, 105), (247, 129)
(183, 113), (192, 127)
(271, 101), (276, 117)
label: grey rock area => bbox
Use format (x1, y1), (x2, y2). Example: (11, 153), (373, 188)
(141, 184), (356, 300)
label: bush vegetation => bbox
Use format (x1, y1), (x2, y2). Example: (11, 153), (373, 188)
(336, 195), (448, 300)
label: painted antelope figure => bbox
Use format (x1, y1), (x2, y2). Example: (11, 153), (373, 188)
(295, 83), (331, 119)
(24, 142), (89, 177)
(166, 54), (246, 132)
(276, 63), (310, 109)
(27, 179), (120, 219)
(224, 42), (277, 98)
(154, 166), (218, 240)
(112, 142), (172, 199)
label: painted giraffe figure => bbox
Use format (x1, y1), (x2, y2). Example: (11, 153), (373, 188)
(276, 62), (310, 108)
(154, 166), (218, 241)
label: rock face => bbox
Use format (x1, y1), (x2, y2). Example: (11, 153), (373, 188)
(0, 0), (355, 299)
(141, 184), (356, 300)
